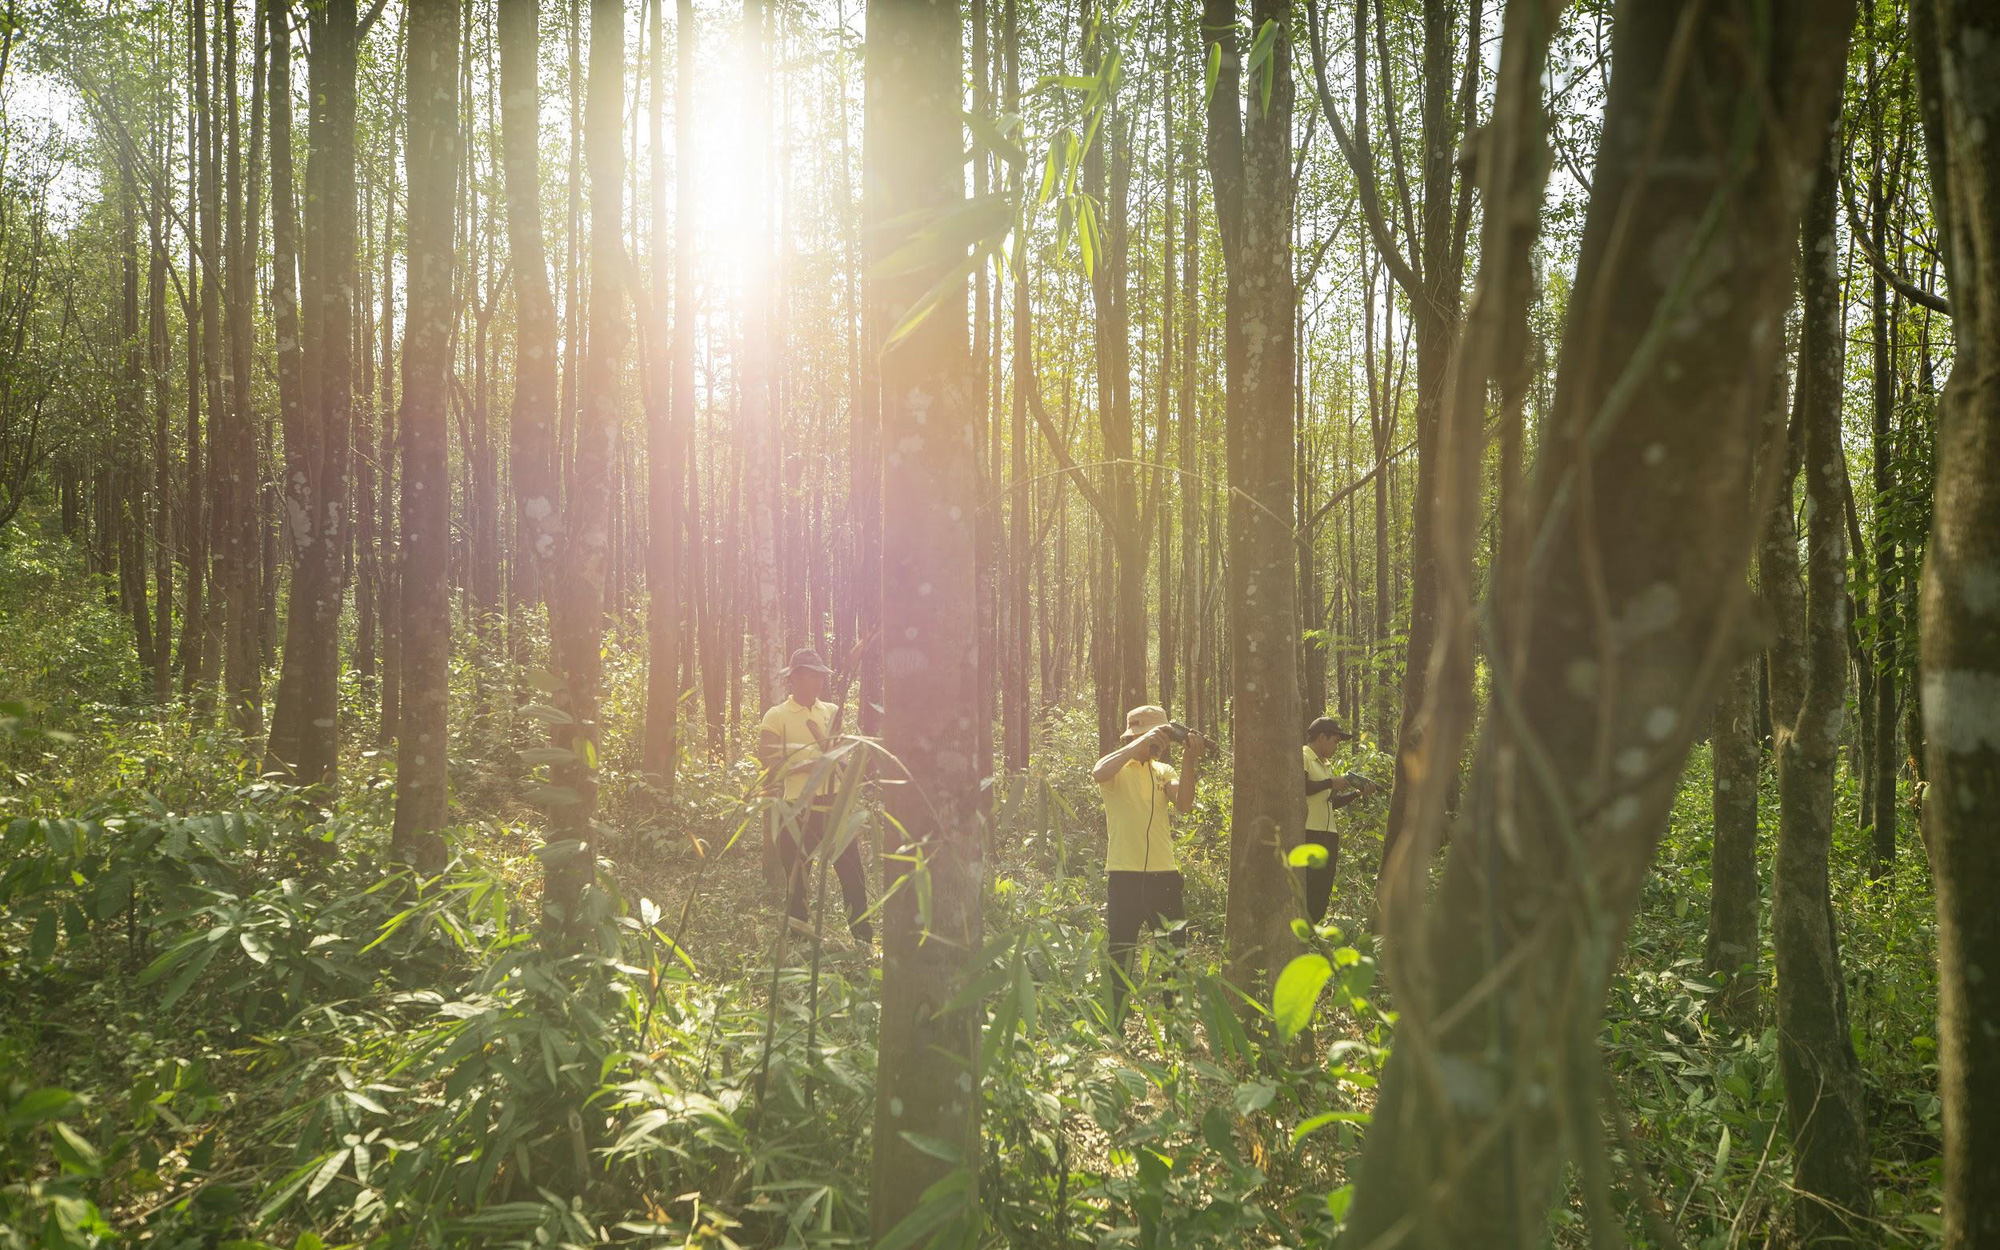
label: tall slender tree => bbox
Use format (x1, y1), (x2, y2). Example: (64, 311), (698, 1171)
(1204, 0), (1304, 1005)
(392, 0), (462, 872)
(541, 0), (627, 942)
(499, 0), (558, 621)
(1912, 0), (2000, 1243)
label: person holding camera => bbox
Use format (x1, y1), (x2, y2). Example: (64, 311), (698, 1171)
(759, 648), (873, 945)
(1091, 704), (1208, 1024)
(1300, 716), (1380, 923)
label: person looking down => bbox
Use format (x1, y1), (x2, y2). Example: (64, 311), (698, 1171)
(1091, 704), (1208, 1024)
(759, 647), (872, 945)
(1299, 716), (1380, 923)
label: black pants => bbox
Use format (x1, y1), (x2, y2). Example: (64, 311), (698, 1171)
(1106, 870), (1187, 1021)
(777, 807), (873, 943)
(1301, 828), (1341, 923)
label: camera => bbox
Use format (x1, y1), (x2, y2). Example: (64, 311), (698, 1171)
(1165, 721), (1191, 744)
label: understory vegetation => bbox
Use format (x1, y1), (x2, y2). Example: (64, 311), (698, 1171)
(0, 519), (1943, 1248)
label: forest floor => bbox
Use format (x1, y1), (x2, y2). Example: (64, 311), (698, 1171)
(0, 511), (1949, 1248)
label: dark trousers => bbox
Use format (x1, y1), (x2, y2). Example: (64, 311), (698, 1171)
(1106, 870), (1187, 1021)
(777, 807), (873, 944)
(1301, 828), (1341, 923)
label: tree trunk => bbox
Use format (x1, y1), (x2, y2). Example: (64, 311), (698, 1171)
(499, 0), (557, 647)
(541, 0), (626, 942)
(741, 0), (783, 711)
(866, 0), (984, 1239)
(1002, 0), (1030, 774)
(1865, 40), (1901, 877)
(639, 0), (686, 791)
(221, 0), (261, 738)
(391, 0), (461, 873)
(1773, 128), (1873, 1246)
(265, 0), (306, 768)
(1707, 655), (1762, 1027)
(1206, 0), (1304, 1007)
(1337, 3), (1854, 1243)
(1912, 1), (2000, 1244)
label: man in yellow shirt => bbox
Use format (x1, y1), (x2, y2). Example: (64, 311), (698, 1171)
(1092, 704), (1207, 1022)
(760, 647), (872, 944)
(1300, 716), (1380, 922)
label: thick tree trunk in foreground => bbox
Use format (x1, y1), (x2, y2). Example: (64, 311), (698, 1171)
(541, 0), (625, 942)
(866, 0), (983, 1239)
(391, 0), (461, 872)
(1773, 130), (1872, 1246)
(1338, 3), (1854, 1244)
(1206, 0), (1303, 1006)
(1706, 655), (1762, 1028)
(1913, 2), (2000, 1244)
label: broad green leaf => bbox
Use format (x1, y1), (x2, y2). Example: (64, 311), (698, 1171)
(8, 1087), (76, 1127)
(1234, 1079), (1276, 1115)
(1288, 842), (1329, 868)
(898, 1130), (964, 1165)
(1272, 952), (1334, 1041)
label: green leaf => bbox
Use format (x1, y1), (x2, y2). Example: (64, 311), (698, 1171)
(1287, 842), (1329, 869)
(1272, 953), (1334, 1041)
(160, 943), (221, 1009)
(8, 1087), (76, 1127)
(51, 1122), (102, 1176)
(519, 702), (574, 725)
(240, 930), (272, 966)
(517, 746), (576, 767)
(306, 1148), (349, 1200)
(1205, 41), (1222, 105)
(964, 109), (1028, 168)
(1292, 1110), (1369, 1144)
(898, 1131), (963, 1165)
(1327, 1183), (1355, 1222)
(1234, 1079), (1277, 1115)
(1249, 19), (1280, 116)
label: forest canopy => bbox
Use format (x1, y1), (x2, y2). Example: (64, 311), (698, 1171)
(0, 0), (1996, 1247)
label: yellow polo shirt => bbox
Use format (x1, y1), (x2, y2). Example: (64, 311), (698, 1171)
(1303, 744), (1341, 833)
(1100, 759), (1180, 873)
(760, 697), (836, 803)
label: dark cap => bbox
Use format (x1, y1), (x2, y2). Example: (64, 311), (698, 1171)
(1306, 716), (1354, 741)
(783, 648), (834, 677)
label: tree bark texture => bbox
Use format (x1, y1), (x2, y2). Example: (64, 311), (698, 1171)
(1773, 128), (1873, 1246)
(1706, 655), (1762, 1028)
(1205, 0), (1304, 1007)
(391, 0), (461, 872)
(1338, 3), (1855, 1244)
(1913, 1), (2000, 1244)
(866, 0), (984, 1240)
(541, 0), (626, 942)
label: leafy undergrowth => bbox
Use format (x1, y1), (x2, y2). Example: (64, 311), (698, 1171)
(0, 518), (1943, 1248)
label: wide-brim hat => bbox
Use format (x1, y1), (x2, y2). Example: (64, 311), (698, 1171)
(1120, 704), (1170, 742)
(783, 648), (834, 677)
